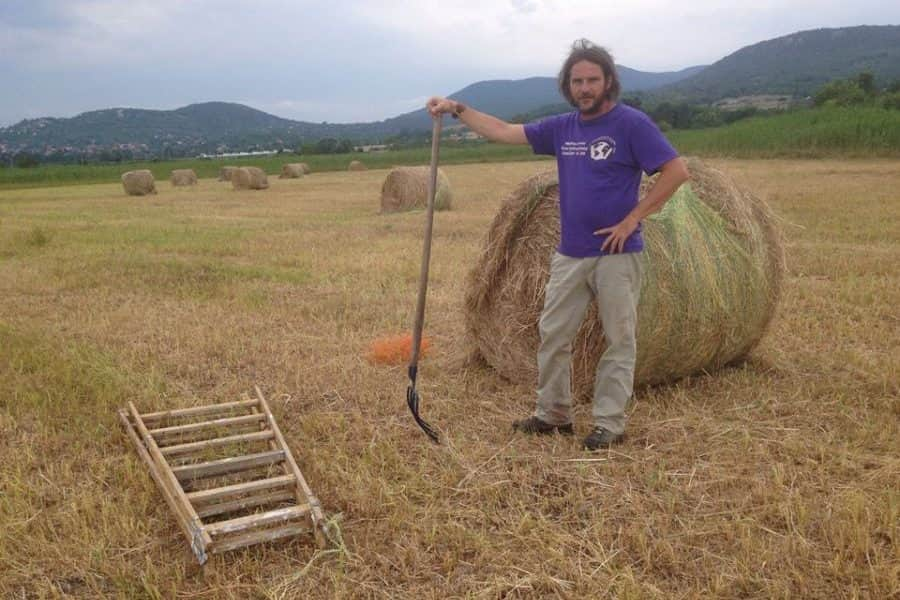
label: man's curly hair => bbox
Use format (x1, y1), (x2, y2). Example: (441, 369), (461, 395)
(558, 39), (621, 107)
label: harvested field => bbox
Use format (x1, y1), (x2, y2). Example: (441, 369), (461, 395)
(0, 160), (897, 598)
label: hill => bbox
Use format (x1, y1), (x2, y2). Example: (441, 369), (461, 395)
(0, 102), (402, 159)
(653, 25), (900, 103)
(0, 66), (701, 159)
(381, 66), (705, 132)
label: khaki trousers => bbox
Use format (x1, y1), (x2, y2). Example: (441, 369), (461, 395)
(535, 252), (642, 434)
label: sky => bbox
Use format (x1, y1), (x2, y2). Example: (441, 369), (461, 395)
(1, 1), (898, 127)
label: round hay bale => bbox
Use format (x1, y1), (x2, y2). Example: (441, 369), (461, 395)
(380, 166), (452, 213)
(121, 170), (157, 196)
(298, 162), (311, 174)
(219, 166), (238, 181)
(232, 167), (269, 190)
(279, 163), (305, 179)
(170, 169), (198, 186)
(464, 157), (784, 400)
(348, 160), (367, 171)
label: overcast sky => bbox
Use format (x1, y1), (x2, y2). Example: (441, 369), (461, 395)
(2, 1), (898, 126)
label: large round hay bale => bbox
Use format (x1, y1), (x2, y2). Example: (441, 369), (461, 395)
(279, 163), (305, 179)
(380, 166), (452, 213)
(121, 170), (157, 196)
(232, 167), (269, 190)
(219, 166), (238, 181)
(170, 169), (198, 186)
(348, 160), (367, 171)
(297, 162), (311, 174)
(464, 157), (784, 400)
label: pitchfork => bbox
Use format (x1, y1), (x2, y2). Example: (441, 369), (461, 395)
(406, 116), (442, 443)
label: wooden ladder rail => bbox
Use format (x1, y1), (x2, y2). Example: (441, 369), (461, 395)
(126, 401), (213, 564)
(119, 409), (204, 561)
(254, 386), (328, 548)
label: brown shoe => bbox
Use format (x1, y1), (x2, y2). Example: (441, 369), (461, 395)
(583, 428), (624, 450)
(512, 416), (574, 436)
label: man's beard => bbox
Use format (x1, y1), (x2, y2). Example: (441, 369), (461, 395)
(576, 90), (610, 115)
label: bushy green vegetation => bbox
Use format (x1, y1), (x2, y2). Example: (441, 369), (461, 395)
(814, 72), (900, 110)
(669, 106), (900, 157)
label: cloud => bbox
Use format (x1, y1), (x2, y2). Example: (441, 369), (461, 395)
(510, 0), (539, 14)
(1, 0), (899, 124)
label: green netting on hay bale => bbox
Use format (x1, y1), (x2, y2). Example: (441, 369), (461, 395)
(463, 158), (784, 398)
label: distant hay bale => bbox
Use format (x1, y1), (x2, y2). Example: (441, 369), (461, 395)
(297, 162), (311, 174)
(170, 169), (198, 186)
(279, 163), (306, 179)
(464, 157), (785, 400)
(380, 166), (452, 213)
(121, 170), (157, 196)
(231, 167), (269, 190)
(348, 160), (367, 171)
(218, 166), (238, 181)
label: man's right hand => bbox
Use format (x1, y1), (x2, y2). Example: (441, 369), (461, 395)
(426, 97), (457, 117)
(424, 97), (528, 145)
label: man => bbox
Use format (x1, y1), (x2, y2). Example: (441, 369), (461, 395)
(427, 39), (689, 450)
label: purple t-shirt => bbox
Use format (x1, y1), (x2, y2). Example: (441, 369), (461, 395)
(524, 103), (678, 257)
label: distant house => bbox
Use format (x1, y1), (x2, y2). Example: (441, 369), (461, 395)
(197, 150), (279, 159)
(447, 131), (484, 142)
(354, 144), (389, 153)
(713, 95), (794, 111)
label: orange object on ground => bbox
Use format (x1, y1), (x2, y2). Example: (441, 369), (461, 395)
(368, 334), (431, 366)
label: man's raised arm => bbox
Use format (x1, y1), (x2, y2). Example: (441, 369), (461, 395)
(426, 97), (528, 145)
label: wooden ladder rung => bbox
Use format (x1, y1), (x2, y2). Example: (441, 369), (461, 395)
(140, 399), (259, 423)
(210, 523), (311, 555)
(150, 414), (266, 441)
(160, 431), (275, 457)
(205, 505), (311, 537)
(172, 450), (285, 482)
(196, 490), (296, 519)
(187, 474), (296, 505)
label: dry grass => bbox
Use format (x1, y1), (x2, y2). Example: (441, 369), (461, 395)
(0, 160), (897, 598)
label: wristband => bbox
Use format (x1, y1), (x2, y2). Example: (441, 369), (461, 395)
(451, 102), (467, 119)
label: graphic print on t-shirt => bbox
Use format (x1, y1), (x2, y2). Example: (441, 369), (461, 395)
(590, 136), (616, 161)
(561, 141), (588, 157)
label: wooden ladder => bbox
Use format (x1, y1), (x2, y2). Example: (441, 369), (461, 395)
(119, 386), (326, 564)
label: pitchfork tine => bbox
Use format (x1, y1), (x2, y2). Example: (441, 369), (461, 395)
(407, 385), (439, 443)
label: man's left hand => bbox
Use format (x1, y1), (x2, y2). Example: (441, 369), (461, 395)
(594, 215), (639, 253)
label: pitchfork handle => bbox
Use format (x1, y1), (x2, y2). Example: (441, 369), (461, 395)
(410, 117), (442, 368)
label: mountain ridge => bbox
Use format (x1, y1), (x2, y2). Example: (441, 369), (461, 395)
(3, 25), (898, 159)
(0, 65), (702, 157)
(652, 25), (900, 101)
